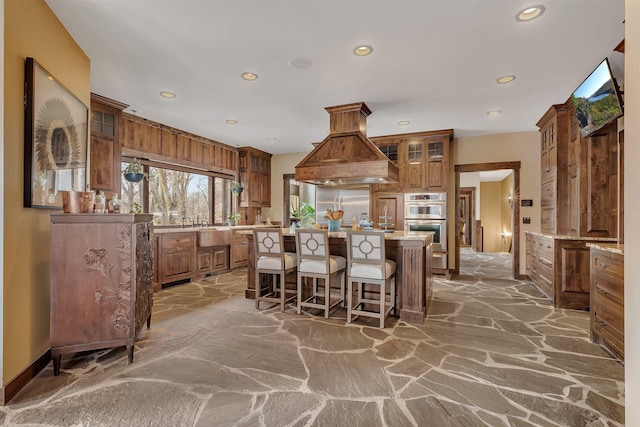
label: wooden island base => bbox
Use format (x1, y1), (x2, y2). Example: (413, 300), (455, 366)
(243, 230), (433, 325)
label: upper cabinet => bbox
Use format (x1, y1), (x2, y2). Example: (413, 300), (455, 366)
(120, 113), (237, 177)
(536, 100), (618, 238)
(238, 147), (272, 208)
(90, 94), (128, 196)
(371, 129), (452, 194)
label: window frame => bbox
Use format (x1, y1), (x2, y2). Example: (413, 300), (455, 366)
(121, 156), (233, 225)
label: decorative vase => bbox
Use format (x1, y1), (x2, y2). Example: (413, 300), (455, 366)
(228, 220), (237, 226)
(328, 219), (341, 231)
(232, 186), (244, 195)
(124, 172), (144, 183)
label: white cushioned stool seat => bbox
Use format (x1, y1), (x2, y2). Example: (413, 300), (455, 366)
(299, 255), (346, 275)
(257, 252), (297, 270)
(350, 260), (396, 280)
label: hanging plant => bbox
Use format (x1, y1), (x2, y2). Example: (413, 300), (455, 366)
(123, 158), (148, 182)
(231, 181), (244, 195)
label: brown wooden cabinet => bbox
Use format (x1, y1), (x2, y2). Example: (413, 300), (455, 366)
(526, 232), (609, 310)
(372, 140), (401, 193)
(120, 113), (237, 177)
(230, 229), (249, 268)
(579, 122), (618, 237)
(590, 245), (624, 361)
(159, 231), (196, 285)
(90, 94), (128, 197)
(536, 104), (568, 235)
(371, 130), (452, 194)
(50, 213), (154, 375)
(196, 246), (229, 275)
(526, 233), (554, 301)
(238, 147), (272, 208)
(372, 194), (402, 231)
(536, 102), (618, 238)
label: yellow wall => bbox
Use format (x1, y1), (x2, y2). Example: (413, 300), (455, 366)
(479, 181), (502, 252)
(453, 131), (540, 274)
(625, 0), (639, 420)
(4, 0), (90, 383)
(500, 173), (514, 252)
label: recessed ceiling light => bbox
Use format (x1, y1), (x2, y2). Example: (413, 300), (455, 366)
(497, 75), (516, 84)
(266, 137), (277, 142)
(398, 121), (410, 126)
(486, 109), (502, 116)
(160, 91), (176, 99)
(241, 72), (258, 81)
(226, 119), (238, 125)
(516, 5), (545, 22)
(354, 45), (373, 56)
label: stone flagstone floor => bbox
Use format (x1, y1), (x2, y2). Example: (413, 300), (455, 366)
(0, 249), (625, 426)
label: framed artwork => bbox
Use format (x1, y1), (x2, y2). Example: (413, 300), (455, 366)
(24, 57), (88, 208)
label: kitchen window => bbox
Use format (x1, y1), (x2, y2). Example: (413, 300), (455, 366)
(120, 160), (232, 226)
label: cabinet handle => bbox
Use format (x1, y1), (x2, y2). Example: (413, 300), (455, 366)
(599, 262), (607, 269)
(597, 319), (607, 328)
(596, 287), (608, 296)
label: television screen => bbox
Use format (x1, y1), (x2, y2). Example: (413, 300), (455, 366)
(571, 58), (623, 138)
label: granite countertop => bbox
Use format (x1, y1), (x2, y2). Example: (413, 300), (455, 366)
(153, 224), (274, 234)
(586, 243), (624, 255)
(238, 228), (434, 242)
(525, 231), (618, 242)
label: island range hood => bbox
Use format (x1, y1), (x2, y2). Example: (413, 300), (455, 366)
(295, 102), (399, 186)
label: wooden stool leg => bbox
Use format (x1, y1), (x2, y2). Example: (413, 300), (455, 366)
(280, 272), (286, 311)
(324, 277), (330, 319)
(347, 279), (353, 324)
(255, 271), (261, 309)
(297, 272), (303, 314)
(380, 281), (386, 329)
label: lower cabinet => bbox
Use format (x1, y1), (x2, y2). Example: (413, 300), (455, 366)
(230, 229), (249, 268)
(197, 246), (229, 275)
(159, 231), (196, 285)
(50, 213), (154, 375)
(589, 245), (624, 361)
(526, 232), (606, 310)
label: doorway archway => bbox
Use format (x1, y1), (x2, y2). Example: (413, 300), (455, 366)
(454, 161), (522, 279)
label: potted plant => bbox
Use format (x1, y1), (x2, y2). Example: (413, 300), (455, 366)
(123, 158), (147, 182)
(290, 202), (315, 228)
(228, 212), (241, 226)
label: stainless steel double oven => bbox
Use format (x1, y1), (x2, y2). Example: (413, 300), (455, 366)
(404, 193), (447, 270)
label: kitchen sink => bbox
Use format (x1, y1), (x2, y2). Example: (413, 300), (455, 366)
(198, 228), (231, 246)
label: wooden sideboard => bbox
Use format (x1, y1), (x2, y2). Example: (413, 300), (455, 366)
(244, 230), (433, 325)
(50, 213), (154, 375)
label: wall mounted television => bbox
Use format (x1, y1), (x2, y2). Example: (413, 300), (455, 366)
(571, 58), (623, 138)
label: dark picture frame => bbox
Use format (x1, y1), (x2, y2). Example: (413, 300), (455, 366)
(24, 57), (88, 208)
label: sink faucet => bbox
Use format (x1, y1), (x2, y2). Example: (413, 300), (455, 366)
(181, 216), (191, 228)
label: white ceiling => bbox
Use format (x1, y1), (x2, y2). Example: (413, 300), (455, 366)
(45, 0), (625, 155)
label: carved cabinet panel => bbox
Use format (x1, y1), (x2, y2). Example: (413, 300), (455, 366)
(50, 214), (154, 375)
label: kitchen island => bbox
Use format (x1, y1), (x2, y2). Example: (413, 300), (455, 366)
(243, 229), (434, 325)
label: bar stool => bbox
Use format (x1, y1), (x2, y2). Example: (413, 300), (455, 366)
(346, 230), (397, 328)
(254, 228), (297, 311)
(295, 229), (346, 318)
